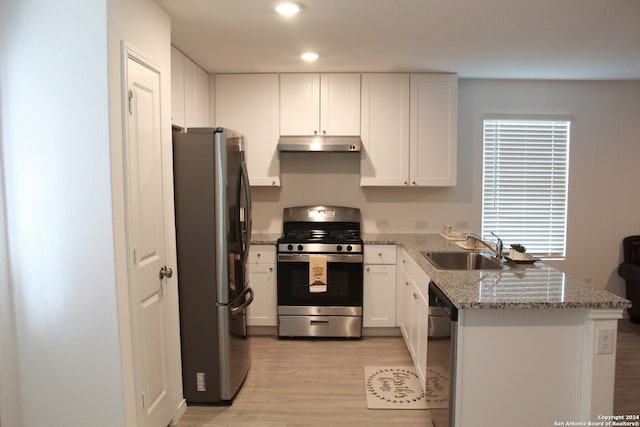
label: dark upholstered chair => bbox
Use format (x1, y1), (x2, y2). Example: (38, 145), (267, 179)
(618, 235), (640, 323)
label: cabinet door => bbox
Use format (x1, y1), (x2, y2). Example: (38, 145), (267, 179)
(184, 57), (210, 127)
(216, 74), (280, 186)
(363, 264), (397, 327)
(247, 263), (276, 326)
(247, 246), (276, 326)
(415, 294), (428, 387)
(360, 74), (410, 186)
(407, 284), (421, 363)
(170, 47), (185, 128)
(410, 74), (458, 186)
(397, 266), (415, 355)
(320, 73), (361, 136)
(280, 73), (320, 135)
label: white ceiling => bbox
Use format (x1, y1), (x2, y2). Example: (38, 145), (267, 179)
(156, 0), (640, 80)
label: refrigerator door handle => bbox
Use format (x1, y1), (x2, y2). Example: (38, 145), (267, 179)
(230, 286), (254, 315)
(240, 159), (252, 262)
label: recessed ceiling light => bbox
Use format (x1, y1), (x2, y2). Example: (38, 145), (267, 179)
(275, 3), (303, 16)
(300, 52), (319, 62)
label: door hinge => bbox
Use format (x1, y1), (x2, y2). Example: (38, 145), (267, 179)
(128, 89), (133, 115)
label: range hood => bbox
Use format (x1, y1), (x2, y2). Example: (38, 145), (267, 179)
(277, 135), (362, 152)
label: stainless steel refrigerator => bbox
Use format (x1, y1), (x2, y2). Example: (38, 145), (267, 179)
(173, 127), (253, 403)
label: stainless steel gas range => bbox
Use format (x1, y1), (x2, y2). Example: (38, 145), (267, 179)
(277, 206), (363, 338)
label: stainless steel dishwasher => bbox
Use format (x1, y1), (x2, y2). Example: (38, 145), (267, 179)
(427, 281), (458, 427)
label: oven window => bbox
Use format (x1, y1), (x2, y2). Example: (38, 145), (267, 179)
(278, 261), (363, 307)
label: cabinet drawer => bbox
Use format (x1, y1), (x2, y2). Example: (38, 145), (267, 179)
(364, 245), (397, 264)
(399, 249), (430, 299)
(248, 245), (276, 264)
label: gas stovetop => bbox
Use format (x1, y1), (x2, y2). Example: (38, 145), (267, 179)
(278, 206), (363, 254)
(279, 229), (361, 243)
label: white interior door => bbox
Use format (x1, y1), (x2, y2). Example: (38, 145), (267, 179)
(125, 55), (173, 427)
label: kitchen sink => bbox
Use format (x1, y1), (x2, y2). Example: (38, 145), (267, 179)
(421, 251), (506, 270)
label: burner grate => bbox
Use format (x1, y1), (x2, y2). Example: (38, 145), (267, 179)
(280, 228), (361, 243)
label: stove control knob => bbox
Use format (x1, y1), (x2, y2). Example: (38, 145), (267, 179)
(337, 245), (343, 251)
(297, 244), (304, 251)
(287, 244), (293, 251)
(347, 245), (353, 252)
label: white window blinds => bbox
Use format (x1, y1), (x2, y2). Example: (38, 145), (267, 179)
(482, 118), (571, 258)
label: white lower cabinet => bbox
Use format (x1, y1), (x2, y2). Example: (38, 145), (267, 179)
(397, 248), (429, 387)
(363, 245), (397, 327)
(247, 245), (277, 326)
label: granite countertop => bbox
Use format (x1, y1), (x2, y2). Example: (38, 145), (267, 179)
(364, 233), (631, 311)
(251, 233), (280, 245)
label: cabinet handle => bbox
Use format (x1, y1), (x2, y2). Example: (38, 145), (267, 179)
(378, 252), (382, 257)
(314, 130), (318, 135)
(257, 253), (261, 257)
(413, 293), (419, 300)
(272, 180), (277, 185)
(322, 130), (326, 134)
(412, 181), (416, 185)
(366, 267), (370, 272)
(404, 180), (408, 185)
(405, 281), (411, 286)
(269, 267), (273, 271)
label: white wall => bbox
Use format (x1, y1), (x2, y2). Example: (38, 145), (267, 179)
(107, 0), (180, 424)
(0, 0), (125, 426)
(251, 79), (640, 298)
(0, 0), (176, 426)
(0, 88), (21, 427)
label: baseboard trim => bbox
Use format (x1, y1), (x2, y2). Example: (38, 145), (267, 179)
(362, 327), (401, 337)
(248, 326), (401, 337)
(172, 398), (187, 425)
(247, 326), (278, 336)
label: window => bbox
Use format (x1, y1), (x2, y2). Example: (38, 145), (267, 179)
(482, 117), (571, 259)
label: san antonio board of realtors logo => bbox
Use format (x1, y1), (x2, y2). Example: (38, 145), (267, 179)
(365, 367), (426, 404)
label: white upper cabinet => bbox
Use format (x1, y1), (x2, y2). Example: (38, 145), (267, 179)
(215, 74), (280, 186)
(280, 73), (361, 136)
(360, 73), (411, 186)
(171, 46), (185, 128)
(410, 74), (458, 186)
(360, 73), (458, 187)
(184, 57), (211, 128)
(171, 47), (211, 129)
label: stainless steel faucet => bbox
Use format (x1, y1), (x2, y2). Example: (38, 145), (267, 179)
(466, 232), (503, 259)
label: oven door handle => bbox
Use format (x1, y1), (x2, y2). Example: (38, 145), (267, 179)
(277, 254), (363, 263)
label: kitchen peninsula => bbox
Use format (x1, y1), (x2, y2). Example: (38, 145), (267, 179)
(251, 232), (630, 426)
(365, 233), (631, 427)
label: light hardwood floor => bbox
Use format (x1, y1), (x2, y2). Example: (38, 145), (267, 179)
(176, 336), (432, 427)
(176, 320), (640, 426)
(614, 320), (640, 415)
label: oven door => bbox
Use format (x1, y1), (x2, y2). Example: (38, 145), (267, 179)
(277, 253), (363, 307)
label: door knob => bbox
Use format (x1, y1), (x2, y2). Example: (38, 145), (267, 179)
(159, 266), (173, 279)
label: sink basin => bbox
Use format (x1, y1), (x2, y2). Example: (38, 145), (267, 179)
(421, 251), (506, 270)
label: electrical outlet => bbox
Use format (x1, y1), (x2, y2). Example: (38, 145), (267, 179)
(415, 220), (428, 230)
(596, 328), (615, 354)
(375, 218), (390, 228)
(196, 372), (206, 391)
(455, 220), (470, 229)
